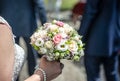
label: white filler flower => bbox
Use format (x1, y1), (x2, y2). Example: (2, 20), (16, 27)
(56, 40), (68, 51)
(35, 38), (44, 46)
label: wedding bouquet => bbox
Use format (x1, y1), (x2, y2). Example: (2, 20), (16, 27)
(30, 20), (84, 61)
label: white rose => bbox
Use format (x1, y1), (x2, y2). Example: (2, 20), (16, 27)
(49, 25), (58, 32)
(59, 27), (65, 33)
(60, 33), (67, 38)
(38, 47), (47, 54)
(63, 23), (70, 28)
(68, 40), (78, 52)
(30, 38), (36, 44)
(64, 26), (74, 34)
(45, 41), (53, 49)
(41, 30), (47, 38)
(34, 32), (40, 38)
(30, 35), (36, 44)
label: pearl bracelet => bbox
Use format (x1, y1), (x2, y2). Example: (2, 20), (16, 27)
(34, 65), (47, 81)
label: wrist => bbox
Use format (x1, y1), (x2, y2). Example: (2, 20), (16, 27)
(34, 65), (46, 81)
(34, 69), (44, 81)
(33, 74), (42, 81)
(24, 74), (41, 81)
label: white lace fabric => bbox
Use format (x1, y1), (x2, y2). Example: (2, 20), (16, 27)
(12, 44), (25, 81)
(0, 16), (25, 81)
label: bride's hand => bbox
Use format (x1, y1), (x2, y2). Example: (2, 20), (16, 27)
(38, 56), (64, 81)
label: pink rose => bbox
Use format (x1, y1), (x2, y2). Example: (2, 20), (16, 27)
(56, 21), (64, 27)
(53, 34), (62, 44)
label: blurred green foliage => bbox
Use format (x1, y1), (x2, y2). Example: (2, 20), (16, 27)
(61, 0), (79, 10)
(44, 0), (79, 11)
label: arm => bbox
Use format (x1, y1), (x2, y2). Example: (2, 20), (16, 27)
(0, 24), (14, 81)
(117, 5), (120, 52)
(33, 0), (47, 25)
(0, 19), (62, 81)
(78, 0), (101, 41)
(0, 23), (42, 81)
(25, 56), (63, 81)
(116, 0), (120, 51)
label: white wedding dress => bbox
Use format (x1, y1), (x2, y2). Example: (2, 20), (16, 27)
(0, 16), (25, 81)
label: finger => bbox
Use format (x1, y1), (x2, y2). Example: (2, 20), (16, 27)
(42, 55), (47, 58)
(40, 55), (48, 62)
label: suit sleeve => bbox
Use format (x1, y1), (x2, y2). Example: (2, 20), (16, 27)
(78, 0), (101, 41)
(117, 0), (120, 50)
(118, 0), (120, 50)
(33, 0), (47, 25)
(117, 20), (120, 50)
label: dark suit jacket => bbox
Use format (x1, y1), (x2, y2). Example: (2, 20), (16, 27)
(0, 0), (46, 37)
(116, 0), (120, 51)
(78, 0), (120, 56)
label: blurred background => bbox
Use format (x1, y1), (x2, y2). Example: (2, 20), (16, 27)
(18, 0), (106, 81)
